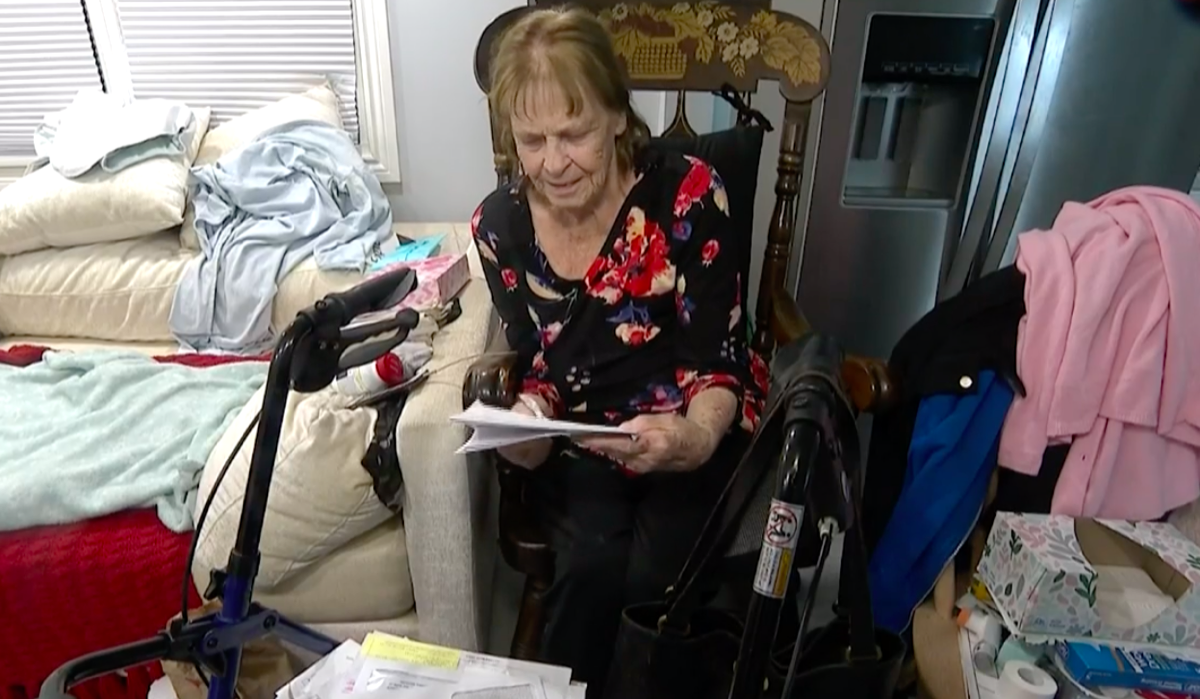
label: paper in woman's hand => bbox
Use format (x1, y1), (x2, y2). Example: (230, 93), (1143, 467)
(451, 401), (634, 454)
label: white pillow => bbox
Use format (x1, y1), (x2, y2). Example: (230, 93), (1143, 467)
(0, 108), (211, 256)
(192, 384), (392, 588)
(181, 85), (344, 250)
(0, 232), (193, 341)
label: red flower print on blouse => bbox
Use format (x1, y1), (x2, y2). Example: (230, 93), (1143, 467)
(608, 302), (662, 347)
(616, 322), (661, 346)
(701, 238), (720, 267)
(674, 157), (714, 218)
(738, 351), (771, 431)
(675, 156), (732, 220)
(749, 351), (770, 393)
(628, 383), (686, 414)
(522, 377), (562, 417)
(740, 393), (765, 432)
(500, 268), (518, 291)
(683, 371), (741, 406)
(470, 203), (501, 266)
(586, 207), (676, 306)
(470, 203), (483, 235)
(626, 224), (674, 297)
(539, 321), (563, 347)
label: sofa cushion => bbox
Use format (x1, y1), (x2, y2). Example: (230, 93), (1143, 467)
(193, 383), (397, 589)
(273, 257), (362, 331)
(0, 109), (210, 256)
(0, 224), (458, 345)
(243, 517), (415, 624)
(0, 233), (192, 342)
(0, 247), (366, 344)
(181, 85), (343, 250)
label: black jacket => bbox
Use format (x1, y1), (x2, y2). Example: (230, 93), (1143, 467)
(861, 266), (1064, 554)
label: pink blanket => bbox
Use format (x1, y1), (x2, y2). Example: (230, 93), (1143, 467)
(998, 186), (1200, 519)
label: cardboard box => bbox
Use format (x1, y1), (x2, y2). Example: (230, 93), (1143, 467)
(977, 513), (1200, 648)
(161, 600), (297, 699)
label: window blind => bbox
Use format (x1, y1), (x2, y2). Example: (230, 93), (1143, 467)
(115, 0), (359, 141)
(0, 0), (104, 158)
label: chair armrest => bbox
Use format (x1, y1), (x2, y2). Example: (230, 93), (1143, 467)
(769, 284), (812, 347)
(497, 462), (555, 579)
(842, 355), (897, 414)
(458, 334), (554, 578)
(462, 333), (519, 409)
(769, 286), (897, 414)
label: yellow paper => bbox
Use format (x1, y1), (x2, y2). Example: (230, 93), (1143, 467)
(361, 632), (461, 670)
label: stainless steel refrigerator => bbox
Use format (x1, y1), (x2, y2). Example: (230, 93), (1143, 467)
(787, 0), (1200, 360)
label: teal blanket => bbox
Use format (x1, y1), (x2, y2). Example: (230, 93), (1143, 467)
(0, 351), (266, 532)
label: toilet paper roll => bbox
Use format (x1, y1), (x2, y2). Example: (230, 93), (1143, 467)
(996, 636), (1044, 674)
(998, 661), (1057, 699)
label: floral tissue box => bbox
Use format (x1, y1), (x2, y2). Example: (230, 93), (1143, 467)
(375, 252), (470, 311)
(978, 512), (1200, 649)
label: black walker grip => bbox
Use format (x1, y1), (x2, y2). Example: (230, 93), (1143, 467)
(319, 266), (416, 326)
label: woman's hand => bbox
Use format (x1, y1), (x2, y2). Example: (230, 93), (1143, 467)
(576, 413), (719, 475)
(496, 394), (554, 469)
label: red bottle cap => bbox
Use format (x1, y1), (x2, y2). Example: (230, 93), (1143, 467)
(375, 352), (406, 387)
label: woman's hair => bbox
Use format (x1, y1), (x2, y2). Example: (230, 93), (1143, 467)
(488, 6), (651, 174)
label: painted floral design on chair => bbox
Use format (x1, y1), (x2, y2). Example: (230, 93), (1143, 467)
(598, 2), (823, 85)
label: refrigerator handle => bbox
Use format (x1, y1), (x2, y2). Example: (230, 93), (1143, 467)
(942, 0), (1044, 298)
(981, 0), (1077, 275)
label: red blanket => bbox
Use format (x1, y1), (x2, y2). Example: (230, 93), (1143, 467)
(0, 345), (267, 698)
(0, 344), (269, 367)
(0, 509), (200, 699)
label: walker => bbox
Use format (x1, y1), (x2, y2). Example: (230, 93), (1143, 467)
(40, 266), (421, 699)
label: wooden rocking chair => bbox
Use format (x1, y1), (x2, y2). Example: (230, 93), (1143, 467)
(461, 0), (895, 660)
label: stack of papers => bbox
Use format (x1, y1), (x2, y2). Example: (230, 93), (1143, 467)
(451, 401), (634, 454)
(277, 632), (586, 699)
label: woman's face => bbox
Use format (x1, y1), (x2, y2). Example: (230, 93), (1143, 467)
(511, 78), (627, 212)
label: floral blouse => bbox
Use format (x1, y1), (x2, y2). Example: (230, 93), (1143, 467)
(470, 149), (768, 436)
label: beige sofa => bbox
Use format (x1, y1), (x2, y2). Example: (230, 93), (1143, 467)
(0, 222), (497, 652)
(0, 83), (499, 651)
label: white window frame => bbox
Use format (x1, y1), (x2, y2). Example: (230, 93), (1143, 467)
(0, 160), (32, 187)
(0, 0), (400, 186)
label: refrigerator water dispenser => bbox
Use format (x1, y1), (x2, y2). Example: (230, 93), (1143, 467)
(844, 14), (996, 207)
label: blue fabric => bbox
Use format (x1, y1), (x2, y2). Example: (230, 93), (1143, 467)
(868, 370), (1014, 633)
(170, 120), (394, 353)
(0, 351), (265, 533)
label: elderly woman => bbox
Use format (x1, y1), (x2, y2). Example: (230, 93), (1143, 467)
(472, 6), (767, 693)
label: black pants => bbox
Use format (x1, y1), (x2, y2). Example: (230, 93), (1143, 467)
(527, 437), (743, 697)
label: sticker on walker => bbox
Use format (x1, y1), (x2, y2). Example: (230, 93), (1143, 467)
(752, 499), (805, 599)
